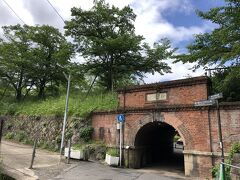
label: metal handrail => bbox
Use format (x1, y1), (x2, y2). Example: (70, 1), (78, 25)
(221, 162), (240, 170)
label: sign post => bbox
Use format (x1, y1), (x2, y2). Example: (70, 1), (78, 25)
(209, 93), (225, 180)
(195, 93), (225, 180)
(119, 121), (122, 167)
(117, 114), (125, 167)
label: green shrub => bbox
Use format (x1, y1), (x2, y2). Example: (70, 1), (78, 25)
(22, 138), (33, 145)
(79, 126), (94, 142)
(211, 164), (220, 177)
(212, 142), (240, 179)
(4, 132), (14, 139)
(72, 141), (106, 160)
(225, 143), (240, 179)
(6, 104), (17, 115)
(55, 135), (62, 144)
(65, 130), (73, 140)
(72, 143), (84, 150)
(15, 131), (28, 142)
(41, 142), (49, 149)
(106, 148), (119, 157)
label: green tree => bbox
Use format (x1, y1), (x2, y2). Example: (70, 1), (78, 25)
(0, 25), (33, 101)
(28, 25), (73, 98)
(65, 0), (173, 91)
(175, 0), (240, 67)
(175, 0), (240, 101)
(0, 25), (74, 100)
(211, 67), (240, 101)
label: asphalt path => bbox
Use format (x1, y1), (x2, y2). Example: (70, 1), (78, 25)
(53, 161), (189, 180)
(0, 140), (191, 180)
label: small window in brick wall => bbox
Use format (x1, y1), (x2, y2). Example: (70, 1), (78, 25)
(99, 127), (105, 140)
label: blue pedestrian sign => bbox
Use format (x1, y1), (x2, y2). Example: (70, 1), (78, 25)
(117, 114), (125, 122)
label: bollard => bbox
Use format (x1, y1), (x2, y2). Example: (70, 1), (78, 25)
(29, 139), (37, 169)
(0, 119), (4, 143)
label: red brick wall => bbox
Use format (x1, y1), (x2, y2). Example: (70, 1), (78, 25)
(92, 110), (213, 152)
(118, 83), (209, 108)
(91, 76), (240, 178)
(209, 109), (240, 153)
(92, 108), (240, 152)
(91, 107), (240, 178)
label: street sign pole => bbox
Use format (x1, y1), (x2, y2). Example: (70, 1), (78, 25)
(196, 93), (225, 179)
(209, 93), (225, 180)
(117, 114), (125, 167)
(216, 99), (225, 180)
(119, 121), (122, 167)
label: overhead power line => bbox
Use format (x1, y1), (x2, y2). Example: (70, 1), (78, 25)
(45, 0), (65, 23)
(2, 0), (26, 24)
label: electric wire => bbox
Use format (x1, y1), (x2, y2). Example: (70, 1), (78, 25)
(45, 0), (65, 23)
(1, 0), (26, 24)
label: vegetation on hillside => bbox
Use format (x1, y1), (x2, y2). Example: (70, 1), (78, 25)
(0, 92), (118, 117)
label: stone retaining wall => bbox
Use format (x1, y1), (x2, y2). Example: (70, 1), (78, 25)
(3, 116), (88, 150)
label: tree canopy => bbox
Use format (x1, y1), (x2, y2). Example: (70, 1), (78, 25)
(0, 24), (73, 100)
(175, 0), (240, 68)
(174, 0), (240, 101)
(65, 0), (174, 91)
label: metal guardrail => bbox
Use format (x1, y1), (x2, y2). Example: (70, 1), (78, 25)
(221, 162), (240, 170)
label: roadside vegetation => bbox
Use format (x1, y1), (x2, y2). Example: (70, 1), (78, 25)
(0, 91), (117, 117)
(212, 142), (240, 179)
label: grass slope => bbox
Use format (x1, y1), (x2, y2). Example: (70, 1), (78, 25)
(0, 92), (118, 117)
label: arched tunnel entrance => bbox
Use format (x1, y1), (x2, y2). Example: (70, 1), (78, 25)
(134, 121), (184, 173)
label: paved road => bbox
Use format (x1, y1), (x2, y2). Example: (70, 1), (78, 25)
(1, 140), (60, 180)
(52, 161), (188, 180)
(1, 140), (190, 180)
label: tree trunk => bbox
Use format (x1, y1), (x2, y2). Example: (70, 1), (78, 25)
(107, 75), (113, 91)
(16, 89), (22, 101)
(16, 69), (23, 101)
(107, 58), (114, 91)
(38, 80), (46, 99)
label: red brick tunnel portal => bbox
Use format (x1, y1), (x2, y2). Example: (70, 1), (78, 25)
(134, 121), (184, 172)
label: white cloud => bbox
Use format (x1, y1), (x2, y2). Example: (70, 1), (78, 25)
(1, 0), (34, 25)
(144, 60), (205, 83)
(132, 0), (213, 45)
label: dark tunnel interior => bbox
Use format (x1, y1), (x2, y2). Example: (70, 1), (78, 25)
(134, 121), (184, 172)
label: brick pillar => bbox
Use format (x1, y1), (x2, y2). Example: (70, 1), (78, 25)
(184, 151), (213, 178)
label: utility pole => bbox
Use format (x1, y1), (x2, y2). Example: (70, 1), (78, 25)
(216, 99), (225, 180)
(60, 73), (71, 156)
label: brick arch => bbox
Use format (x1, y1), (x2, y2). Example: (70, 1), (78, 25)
(128, 113), (193, 149)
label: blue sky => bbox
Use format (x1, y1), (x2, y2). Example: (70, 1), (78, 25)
(161, 0), (225, 50)
(0, 0), (226, 82)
